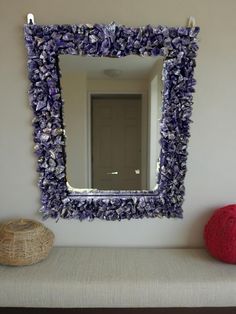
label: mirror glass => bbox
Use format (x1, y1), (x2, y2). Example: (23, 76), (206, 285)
(59, 55), (163, 191)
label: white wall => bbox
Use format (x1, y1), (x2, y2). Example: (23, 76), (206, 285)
(148, 59), (163, 189)
(88, 79), (148, 93)
(61, 71), (88, 188)
(1, 0), (236, 247)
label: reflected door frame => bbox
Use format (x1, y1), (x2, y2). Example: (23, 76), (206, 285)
(87, 92), (148, 190)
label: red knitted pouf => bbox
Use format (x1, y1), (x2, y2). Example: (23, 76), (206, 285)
(204, 204), (236, 264)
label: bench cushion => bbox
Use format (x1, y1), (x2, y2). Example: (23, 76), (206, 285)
(0, 248), (236, 308)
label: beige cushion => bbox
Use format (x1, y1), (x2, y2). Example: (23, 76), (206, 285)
(0, 248), (236, 308)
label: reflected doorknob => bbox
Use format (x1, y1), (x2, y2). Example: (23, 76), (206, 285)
(135, 169), (140, 175)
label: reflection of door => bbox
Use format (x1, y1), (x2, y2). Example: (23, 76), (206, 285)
(92, 95), (142, 190)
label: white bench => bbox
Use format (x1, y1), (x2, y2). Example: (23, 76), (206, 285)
(0, 248), (236, 309)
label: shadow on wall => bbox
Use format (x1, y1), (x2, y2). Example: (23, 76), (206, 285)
(187, 207), (218, 247)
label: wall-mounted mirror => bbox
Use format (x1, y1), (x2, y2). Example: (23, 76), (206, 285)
(24, 22), (199, 220)
(60, 55), (163, 191)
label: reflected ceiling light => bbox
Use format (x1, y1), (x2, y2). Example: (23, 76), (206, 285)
(104, 69), (122, 78)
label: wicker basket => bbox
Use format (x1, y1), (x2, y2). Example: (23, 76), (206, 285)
(0, 219), (54, 266)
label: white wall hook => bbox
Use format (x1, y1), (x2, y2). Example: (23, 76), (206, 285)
(187, 16), (196, 27)
(27, 13), (35, 25)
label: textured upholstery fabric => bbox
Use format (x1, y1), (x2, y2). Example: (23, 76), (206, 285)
(0, 248), (236, 308)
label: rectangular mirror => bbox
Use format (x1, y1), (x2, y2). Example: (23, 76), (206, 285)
(24, 22), (199, 220)
(60, 55), (163, 191)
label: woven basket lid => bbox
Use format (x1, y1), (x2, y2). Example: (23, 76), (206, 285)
(0, 219), (54, 266)
(1, 219), (42, 233)
(0, 219), (46, 240)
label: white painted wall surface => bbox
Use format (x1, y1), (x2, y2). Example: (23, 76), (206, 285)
(148, 59), (163, 189)
(61, 71), (88, 188)
(149, 75), (159, 190)
(1, 0), (236, 247)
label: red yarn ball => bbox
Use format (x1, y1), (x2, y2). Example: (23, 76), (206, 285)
(204, 204), (236, 264)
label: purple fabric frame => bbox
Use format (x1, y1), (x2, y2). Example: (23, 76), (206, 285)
(24, 22), (199, 221)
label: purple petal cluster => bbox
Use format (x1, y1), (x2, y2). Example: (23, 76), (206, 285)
(24, 22), (199, 221)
